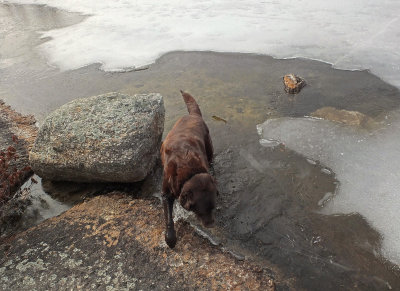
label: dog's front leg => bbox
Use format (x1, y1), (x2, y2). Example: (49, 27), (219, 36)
(163, 195), (177, 248)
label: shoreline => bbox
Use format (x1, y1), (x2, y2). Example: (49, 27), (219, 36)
(1, 49), (400, 287)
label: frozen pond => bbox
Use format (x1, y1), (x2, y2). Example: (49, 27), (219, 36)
(1, 0), (400, 88)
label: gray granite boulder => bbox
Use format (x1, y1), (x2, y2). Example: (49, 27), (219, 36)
(29, 93), (164, 183)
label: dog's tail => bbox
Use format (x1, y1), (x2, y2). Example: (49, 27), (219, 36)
(180, 90), (202, 116)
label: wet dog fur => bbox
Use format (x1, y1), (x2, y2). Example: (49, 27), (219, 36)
(160, 90), (217, 248)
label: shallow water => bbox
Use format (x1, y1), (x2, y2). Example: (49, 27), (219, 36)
(258, 113), (400, 265)
(1, 3), (400, 290)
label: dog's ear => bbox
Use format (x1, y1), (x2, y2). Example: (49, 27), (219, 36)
(180, 190), (194, 210)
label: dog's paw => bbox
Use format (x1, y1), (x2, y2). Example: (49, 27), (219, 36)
(165, 228), (177, 248)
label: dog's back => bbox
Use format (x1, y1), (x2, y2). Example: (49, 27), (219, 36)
(161, 91), (213, 198)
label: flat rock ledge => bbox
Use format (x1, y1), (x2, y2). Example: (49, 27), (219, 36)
(0, 193), (276, 291)
(29, 93), (165, 183)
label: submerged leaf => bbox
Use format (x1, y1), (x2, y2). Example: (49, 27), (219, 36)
(212, 115), (227, 123)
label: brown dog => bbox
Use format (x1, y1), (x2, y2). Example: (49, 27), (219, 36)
(160, 90), (217, 248)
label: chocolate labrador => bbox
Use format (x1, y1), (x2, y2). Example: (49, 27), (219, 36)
(160, 90), (217, 248)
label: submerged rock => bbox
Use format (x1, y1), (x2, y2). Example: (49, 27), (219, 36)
(0, 193), (276, 291)
(29, 93), (165, 183)
(311, 106), (374, 127)
(283, 74), (306, 94)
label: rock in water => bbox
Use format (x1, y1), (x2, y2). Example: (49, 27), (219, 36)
(29, 93), (164, 183)
(311, 107), (374, 127)
(283, 74), (306, 94)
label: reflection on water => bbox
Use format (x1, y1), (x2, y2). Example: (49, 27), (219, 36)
(1, 3), (400, 290)
(0, 3), (86, 116)
(19, 175), (70, 228)
(0, 3), (85, 67)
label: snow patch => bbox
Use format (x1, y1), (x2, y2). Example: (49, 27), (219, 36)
(2, 0), (400, 88)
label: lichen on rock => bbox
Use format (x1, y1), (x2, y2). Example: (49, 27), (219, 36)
(29, 93), (165, 183)
(0, 193), (276, 291)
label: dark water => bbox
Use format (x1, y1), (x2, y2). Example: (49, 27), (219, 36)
(1, 3), (400, 290)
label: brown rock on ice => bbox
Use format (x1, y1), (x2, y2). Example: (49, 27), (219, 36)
(311, 107), (374, 127)
(283, 74), (306, 94)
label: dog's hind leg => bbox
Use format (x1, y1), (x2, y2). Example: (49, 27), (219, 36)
(163, 195), (177, 248)
(205, 132), (214, 165)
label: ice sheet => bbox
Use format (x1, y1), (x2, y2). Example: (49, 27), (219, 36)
(257, 115), (400, 264)
(1, 0), (400, 87)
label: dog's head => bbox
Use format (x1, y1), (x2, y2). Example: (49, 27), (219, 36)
(179, 173), (217, 228)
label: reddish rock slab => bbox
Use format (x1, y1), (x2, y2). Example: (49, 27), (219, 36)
(0, 193), (277, 291)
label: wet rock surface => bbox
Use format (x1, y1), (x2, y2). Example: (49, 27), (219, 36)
(212, 141), (399, 290)
(283, 74), (306, 94)
(29, 93), (164, 183)
(0, 193), (277, 291)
